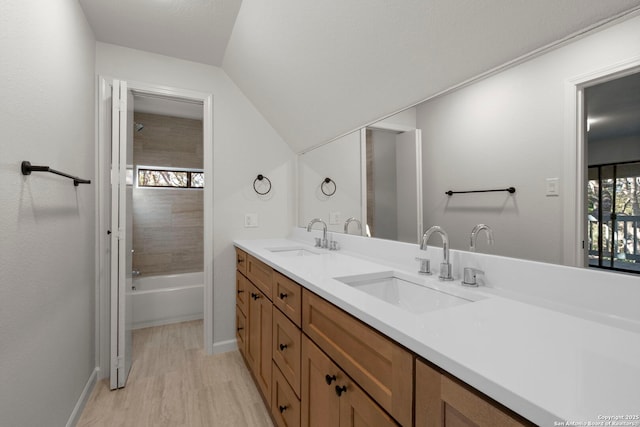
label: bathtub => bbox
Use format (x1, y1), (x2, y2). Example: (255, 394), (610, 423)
(131, 272), (204, 329)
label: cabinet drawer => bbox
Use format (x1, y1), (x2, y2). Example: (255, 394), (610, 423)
(273, 271), (302, 327)
(236, 272), (249, 315)
(302, 290), (413, 427)
(236, 247), (247, 276)
(272, 363), (301, 427)
(236, 307), (246, 358)
(273, 308), (302, 398)
(247, 255), (273, 299)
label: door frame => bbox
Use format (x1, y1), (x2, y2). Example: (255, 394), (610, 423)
(563, 56), (640, 267)
(96, 76), (214, 378)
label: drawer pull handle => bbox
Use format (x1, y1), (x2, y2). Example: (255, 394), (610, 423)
(279, 292), (288, 299)
(335, 385), (347, 396)
(278, 405), (288, 413)
(279, 343), (287, 351)
(325, 374), (337, 385)
(237, 327), (243, 331)
(237, 290), (244, 294)
(251, 293), (260, 300)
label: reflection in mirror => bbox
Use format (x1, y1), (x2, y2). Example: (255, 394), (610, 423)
(298, 130), (362, 234)
(298, 109), (423, 244)
(365, 126), (422, 243)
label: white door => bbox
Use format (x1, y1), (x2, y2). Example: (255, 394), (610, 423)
(110, 80), (134, 389)
(395, 129), (423, 244)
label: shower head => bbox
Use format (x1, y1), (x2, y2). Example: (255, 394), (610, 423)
(134, 123), (144, 132)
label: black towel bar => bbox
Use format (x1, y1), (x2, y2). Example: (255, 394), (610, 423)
(445, 187), (515, 196)
(21, 161), (91, 186)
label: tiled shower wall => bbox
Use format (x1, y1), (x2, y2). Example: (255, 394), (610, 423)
(132, 112), (203, 277)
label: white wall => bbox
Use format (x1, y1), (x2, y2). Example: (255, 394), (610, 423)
(417, 14), (640, 264)
(298, 131), (362, 234)
(0, 1), (96, 426)
(95, 43), (296, 354)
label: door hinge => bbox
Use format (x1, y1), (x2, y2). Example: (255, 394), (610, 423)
(113, 356), (124, 370)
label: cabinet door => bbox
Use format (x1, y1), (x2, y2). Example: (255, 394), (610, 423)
(339, 379), (398, 427)
(247, 282), (272, 405)
(301, 336), (341, 427)
(415, 359), (530, 427)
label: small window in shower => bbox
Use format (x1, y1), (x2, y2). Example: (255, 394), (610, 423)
(137, 166), (204, 189)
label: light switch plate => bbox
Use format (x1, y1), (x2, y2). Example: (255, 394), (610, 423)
(546, 178), (559, 197)
(244, 213), (258, 228)
(329, 211), (341, 225)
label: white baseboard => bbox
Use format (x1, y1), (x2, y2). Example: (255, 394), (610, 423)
(66, 367), (98, 427)
(212, 338), (238, 354)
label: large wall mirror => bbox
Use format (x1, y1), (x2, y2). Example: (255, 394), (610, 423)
(297, 14), (640, 268)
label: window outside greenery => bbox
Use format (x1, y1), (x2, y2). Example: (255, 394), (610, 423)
(137, 167), (204, 189)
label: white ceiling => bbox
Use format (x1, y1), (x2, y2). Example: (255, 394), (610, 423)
(79, 0), (640, 153)
(79, 0), (242, 66)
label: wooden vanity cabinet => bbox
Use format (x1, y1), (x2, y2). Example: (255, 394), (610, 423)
(235, 246), (531, 427)
(301, 335), (398, 427)
(302, 289), (413, 427)
(415, 359), (532, 427)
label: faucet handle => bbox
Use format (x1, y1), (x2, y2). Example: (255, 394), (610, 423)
(314, 237), (322, 248)
(439, 262), (454, 281)
(462, 267), (484, 287)
(415, 257), (431, 275)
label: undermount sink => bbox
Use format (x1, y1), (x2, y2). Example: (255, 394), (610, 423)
(334, 271), (474, 314)
(266, 246), (321, 257)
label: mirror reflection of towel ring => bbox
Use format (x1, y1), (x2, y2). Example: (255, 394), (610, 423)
(321, 177), (336, 196)
(253, 174), (272, 195)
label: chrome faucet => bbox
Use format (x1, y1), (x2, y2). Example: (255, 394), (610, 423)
(469, 224), (494, 252)
(420, 226), (453, 281)
(462, 224), (494, 287)
(343, 217), (362, 235)
(307, 218), (328, 248)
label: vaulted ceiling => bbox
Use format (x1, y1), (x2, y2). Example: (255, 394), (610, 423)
(79, 0), (640, 153)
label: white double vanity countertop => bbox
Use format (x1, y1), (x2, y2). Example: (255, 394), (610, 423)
(235, 232), (640, 427)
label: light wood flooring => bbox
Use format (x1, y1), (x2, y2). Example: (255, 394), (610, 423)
(77, 320), (273, 427)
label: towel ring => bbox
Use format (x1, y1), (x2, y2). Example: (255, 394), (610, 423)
(321, 177), (336, 196)
(253, 174), (272, 195)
